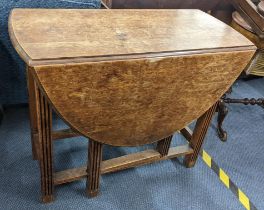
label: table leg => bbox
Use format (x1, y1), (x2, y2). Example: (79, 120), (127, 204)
(156, 135), (173, 157)
(217, 99), (228, 142)
(36, 88), (54, 203)
(184, 102), (218, 168)
(27, 66), (40, 160)
(87, 139), (103, 197)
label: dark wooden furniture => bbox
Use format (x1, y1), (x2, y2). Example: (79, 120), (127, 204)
(9, 9), (255, 202)
(217, 0), (264, 141)
(105, 0), (234, 23)
(109, 0), (221, 9)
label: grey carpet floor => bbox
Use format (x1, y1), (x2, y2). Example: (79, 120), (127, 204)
(0, 78), (263, 210)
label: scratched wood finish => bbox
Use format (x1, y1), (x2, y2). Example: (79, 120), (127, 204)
(9, 9), (254, 66)
(32, 50), (255, 146)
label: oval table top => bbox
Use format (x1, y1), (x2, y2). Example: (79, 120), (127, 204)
(9, 9), (256, 146)
(9, 9), (255, 66)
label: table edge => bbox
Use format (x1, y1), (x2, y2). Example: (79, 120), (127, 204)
(26, 46), (256, 66)
(8, 9), (257, 67)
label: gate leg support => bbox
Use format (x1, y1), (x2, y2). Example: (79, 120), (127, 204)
(37, 88), (54, 203)
(87, 140), (103, 197)
(27, 66), (40, 160)
(217, 99), (228, 142)
(156, 135), (173, 157)
(184, 103), (218, 168)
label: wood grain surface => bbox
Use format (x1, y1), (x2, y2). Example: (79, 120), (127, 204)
(9, 9), (256, 146)
(9, 9), (254, 66)
(33, 50), (255, 146)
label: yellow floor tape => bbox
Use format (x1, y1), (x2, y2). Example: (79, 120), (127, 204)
(200, 150), (258, 210)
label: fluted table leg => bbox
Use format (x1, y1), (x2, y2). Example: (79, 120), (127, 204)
(184, 102), (218, 168)
(156, 135), (173, 157)
(27, 66), (40, 160)
(87, 139), (103, 197)
(37, 88), (54, 203)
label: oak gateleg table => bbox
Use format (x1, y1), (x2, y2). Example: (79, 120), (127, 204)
(9, 9), (256, 203)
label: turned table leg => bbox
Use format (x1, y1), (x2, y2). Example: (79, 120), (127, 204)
(184, 103), (218, 168)
(87, 139), (103, 197)
(217, 93), (264, 142)
(216, 88), (232, 142)
(156, 135), (173, 157)
(27, 66), (40, 160)
(36, 88), (54, 203)
(217, 99), (228, 142)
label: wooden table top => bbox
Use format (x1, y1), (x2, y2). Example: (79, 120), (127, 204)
(9, 9), (256, 146)
(9, 9), (255, 66)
